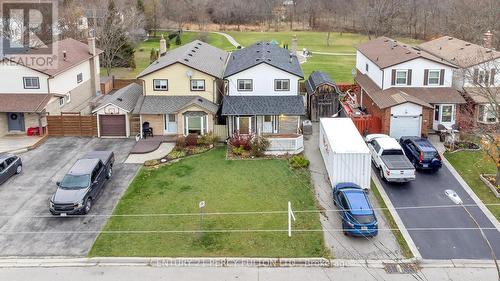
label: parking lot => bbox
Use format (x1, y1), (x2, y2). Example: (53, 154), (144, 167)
(0, 137), (139, 256)
(376, 164), (500, 259)
(304, 125), (403, 259)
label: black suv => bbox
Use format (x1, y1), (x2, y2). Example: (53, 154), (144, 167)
(399, 136), (442, 172)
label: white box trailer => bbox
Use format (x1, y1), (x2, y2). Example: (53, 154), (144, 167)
(319, 118), (371, 190)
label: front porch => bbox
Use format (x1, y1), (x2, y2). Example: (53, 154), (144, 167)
(0, 134), (45, 154)
(264, 133), (304, 155)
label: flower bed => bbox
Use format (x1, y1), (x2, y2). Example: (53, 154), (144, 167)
(445, 141), (481, 153)
(480, 174), (500, 198)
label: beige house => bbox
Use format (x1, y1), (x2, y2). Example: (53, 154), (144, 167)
(136, 40), (228, 137)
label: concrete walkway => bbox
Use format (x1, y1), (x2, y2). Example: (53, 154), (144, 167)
(125, 143), (175, 164)
(303, 124), (403, 259)
(0, 135), (43, 154)
(212, 31), (241, 47)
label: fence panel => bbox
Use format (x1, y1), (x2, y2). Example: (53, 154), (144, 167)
(213, 125), (228, 141)
(47, 113), (97, 137)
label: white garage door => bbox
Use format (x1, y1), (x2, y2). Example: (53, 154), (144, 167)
(390, 115), (421, 139)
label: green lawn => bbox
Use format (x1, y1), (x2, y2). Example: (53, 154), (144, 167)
(90, 147), (327, 257)
(106, 30), (422, 83)
(445, 150), (499, 220)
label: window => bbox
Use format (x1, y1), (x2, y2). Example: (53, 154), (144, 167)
(441, 105), (453, 122)
(237, 79), (252, 91)
(190, 79), (205, 91)
(365, 63), (369, 72)
(153, 79), (168, 91)
(65, 93), (71, 103)
(59, 97), (65, 107)
(395, 70), (408, 85)
(275, 79), (290, 91)
(427, 70), (440, 85)
(77, 73), (83, 83)
(23, 77), (40, 89)
(185, 115), (207, 135)
(478, 70), (489, 85)
(478, 104), (498, 123)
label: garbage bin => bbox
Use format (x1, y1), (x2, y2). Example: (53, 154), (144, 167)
(439, 132), (446, 142)
(302, 120), (312, 135)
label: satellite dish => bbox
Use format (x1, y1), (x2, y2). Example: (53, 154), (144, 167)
(186, 70), (193, 78)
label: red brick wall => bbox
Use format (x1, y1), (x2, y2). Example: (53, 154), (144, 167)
(359, 90), (391, 135)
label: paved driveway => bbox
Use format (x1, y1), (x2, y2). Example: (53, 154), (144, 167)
(376, 165), (500, 259)
(0, 137), (140, 256)
(304, 124), (403, 259)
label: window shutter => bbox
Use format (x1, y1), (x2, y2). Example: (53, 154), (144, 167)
(439, 69), (445, 85)
(423, 70), (429, 86)
(407, 69), (412, 85)
(491, 69), (496, 85)
(473, 69), (479, 84)
(391, 69), (396, 85)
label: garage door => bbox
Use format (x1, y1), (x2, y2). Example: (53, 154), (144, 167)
(99, 115), (126, 137)
(390, 115), (421, 139)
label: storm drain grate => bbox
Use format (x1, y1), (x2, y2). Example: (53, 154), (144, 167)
(383, 263), (419, 274)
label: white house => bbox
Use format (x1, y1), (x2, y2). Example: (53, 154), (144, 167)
(0, 38), (101, 137)
(221, 41), (305, 154)
(354, 37), (465, 138)
(418, 35), (499, 126)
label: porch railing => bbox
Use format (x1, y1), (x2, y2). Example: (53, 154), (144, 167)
(266, 134), (304, 154)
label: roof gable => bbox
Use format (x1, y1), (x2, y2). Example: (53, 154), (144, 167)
(224, 42), (304, 78)
(92, 83), (143, 113)
(138, 40), (229, 79)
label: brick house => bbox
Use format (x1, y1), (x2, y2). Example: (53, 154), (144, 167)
(354, 37), (465, 138)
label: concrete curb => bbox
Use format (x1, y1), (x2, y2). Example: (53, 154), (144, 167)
(0, 257), (495, 269)
(442, 156), (500, 230)
(371, 172), (422, 260)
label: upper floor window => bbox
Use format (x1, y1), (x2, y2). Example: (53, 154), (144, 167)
(59, 97), (65, 107)
(77, 73), (83, 83)
(23, 77), (40, 89)
(478, 104), (497, 123)
(153, 79), (168, 91)
(237, 79), (252, 91)
(275, 79), (290, 91)
(427, 70), (441, 85)
(395, 70), (408, 85)
(474, 69), (496, 85)
(190, 79), (205, 91)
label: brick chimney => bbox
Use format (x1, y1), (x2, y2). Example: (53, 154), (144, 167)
(160, 34), (167, 56)
(483, 30), (493, 49)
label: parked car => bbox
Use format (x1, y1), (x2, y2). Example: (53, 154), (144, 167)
(49, 151), (114, 216)
(333, 182), (378, 237)
(0, 154), (22, 185)
(365, 134), (416, 183)
(399, 136), (442, 171)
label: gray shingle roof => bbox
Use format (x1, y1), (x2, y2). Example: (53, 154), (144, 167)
(93, 83), (143, 113)
(139, 95), (219, 114)
(224, 42), (304, 78)
(305, 71), (337, 94)
(137, 40), (229, 78)
(221, 95), (305, 115)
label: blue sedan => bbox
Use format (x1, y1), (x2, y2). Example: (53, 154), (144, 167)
(333, 182), (378, 237)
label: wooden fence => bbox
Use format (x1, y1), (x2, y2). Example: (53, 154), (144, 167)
(213, 124), (228, 141)
(351, 116), (382, 136)
(47, 113), (98, 137)
(113, 78), (143, 90)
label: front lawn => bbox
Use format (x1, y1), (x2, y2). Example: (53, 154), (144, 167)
(445, 150), (499, 220)
(90, 147), (327, 257)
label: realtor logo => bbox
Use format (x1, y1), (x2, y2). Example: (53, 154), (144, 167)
(1, 0), (56, 55)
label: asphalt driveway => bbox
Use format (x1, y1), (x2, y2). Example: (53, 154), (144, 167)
(304, 124), (403, 259)
(0, 137), (139, 256)
(376, 164), (500, 259)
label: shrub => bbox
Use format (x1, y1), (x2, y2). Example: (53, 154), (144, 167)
(185, 134), (198, 147)
(250, 136), (270, 157)
(176, 136), (186, 149)
(229, 133), (252, 150)
(232, 145), (245, 156)
(289, 155), (310, 169)
(144, 159), (159, 166)
(175, 35), (182, 45)
(199, 132), (218, 146)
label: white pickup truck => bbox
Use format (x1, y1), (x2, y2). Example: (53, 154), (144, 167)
(365, 134), (416, 183)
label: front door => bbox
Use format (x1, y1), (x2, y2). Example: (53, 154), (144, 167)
(165, 114), (177, 134)
(433, 104), (455, 130)
(263, 115), (274, 134)
(7, 113), (25, 131)
(237, 117), (251, 134)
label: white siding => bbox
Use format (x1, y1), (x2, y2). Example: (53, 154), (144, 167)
(0, 62), (49, 93)
(462, 58), (500, 88)
(226, 63), (300, 96)
(49, 60), (92, 94)
(356, 51), (383, 88)
(382, 58), (454, 89)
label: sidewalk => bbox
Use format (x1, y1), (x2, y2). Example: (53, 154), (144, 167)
(211, 31), (241, 47)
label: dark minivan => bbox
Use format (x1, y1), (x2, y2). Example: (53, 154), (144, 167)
(49, 151), (114, 216)
(399, 136), (442, 171)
